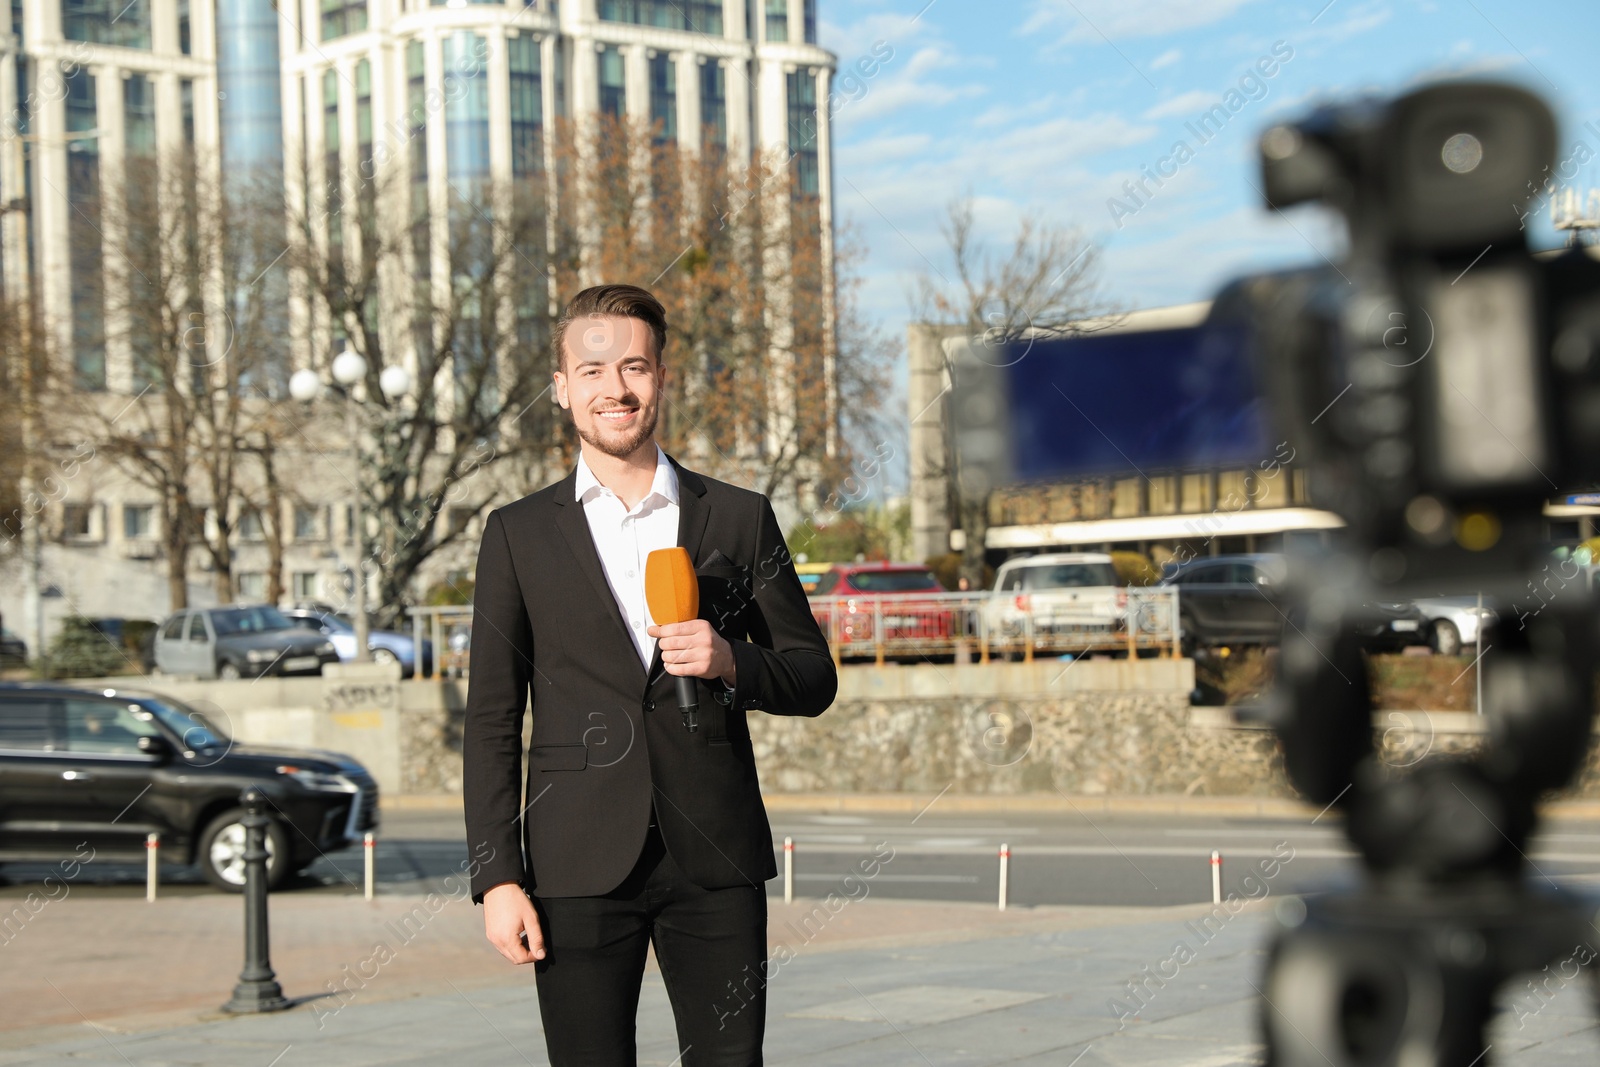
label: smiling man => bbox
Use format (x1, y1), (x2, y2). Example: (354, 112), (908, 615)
(462, 283), (837, 1067)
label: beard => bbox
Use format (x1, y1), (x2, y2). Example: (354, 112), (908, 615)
(577, 400), (660, 459)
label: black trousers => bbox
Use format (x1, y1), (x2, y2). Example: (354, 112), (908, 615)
(532, 817), (768, 1067)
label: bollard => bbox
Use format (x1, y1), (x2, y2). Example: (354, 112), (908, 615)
(145, 833), (159, 902)
(1211, 850), (1222, 905)
(998, 843), (1010, 911)
(222, 787), (290, 1013)
(783, 836), (794, 904)
(364, 831), (376, 901)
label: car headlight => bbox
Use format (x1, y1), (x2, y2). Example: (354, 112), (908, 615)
(246, 648), (278, 663)
(317, 641), (337, 654)
(276, 764), (358, 792)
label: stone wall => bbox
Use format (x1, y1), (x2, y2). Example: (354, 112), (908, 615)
(81, 660), (1600, 800)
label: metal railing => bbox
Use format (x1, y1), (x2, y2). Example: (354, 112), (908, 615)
(407, 605), (475, 679)
(808, 588), (1181, 666)
(408, 588), (1182, 678)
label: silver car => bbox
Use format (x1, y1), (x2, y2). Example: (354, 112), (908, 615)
(1413, 596), (1497, 656)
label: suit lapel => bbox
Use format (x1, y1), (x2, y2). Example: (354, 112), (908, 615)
(553, 467), (647, 685)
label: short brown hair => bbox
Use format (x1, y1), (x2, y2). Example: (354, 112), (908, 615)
(553, 284), (668, 371)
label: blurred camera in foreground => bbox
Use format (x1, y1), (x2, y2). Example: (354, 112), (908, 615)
(951, 79), (1600, 1067)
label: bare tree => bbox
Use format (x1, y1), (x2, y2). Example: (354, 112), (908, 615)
(914, 196), (1115, 589)
(549, 114), (892, 507)
(284, 162), (559, 630)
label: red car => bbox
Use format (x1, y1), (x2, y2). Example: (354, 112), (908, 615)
(809, 562), (954, 655)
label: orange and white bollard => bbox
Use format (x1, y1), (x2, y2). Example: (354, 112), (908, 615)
(1211, 850), (1222, 904)
(145, 833), (159, 902)
(999, 843), (1011, 911)
(364, 831), (376, 901)
(783, 836), (794, 904)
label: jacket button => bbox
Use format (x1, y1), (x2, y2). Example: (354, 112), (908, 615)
(644, 700), (655, 712)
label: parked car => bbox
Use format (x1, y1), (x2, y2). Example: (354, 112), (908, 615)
(1160, 554), (1288, 652)
(280, 607), (434, 678)
(986, 553), (1128, 646)
(0, 682), (378, 890)
(794, 561), (833, 596)
(1413, 596), (1498, 656)
(0, 628), (27, 669)
(152, 605), (340, 680)
(1160, 553), (1430, 653)
(810, 562), (954, 652)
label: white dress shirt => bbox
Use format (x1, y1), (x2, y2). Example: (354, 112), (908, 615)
(574, 445), (680, 668)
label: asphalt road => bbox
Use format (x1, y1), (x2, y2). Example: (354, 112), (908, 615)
(9, 807), (1600, 906)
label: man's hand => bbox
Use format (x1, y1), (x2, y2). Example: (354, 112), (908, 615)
(648, 619), (736, 686)
(483, 882), (545, 964)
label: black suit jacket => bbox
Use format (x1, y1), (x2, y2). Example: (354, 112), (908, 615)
(462, 455), (836, 902)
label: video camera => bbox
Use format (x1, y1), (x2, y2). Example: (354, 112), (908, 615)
(950, 80), (1600, 1066)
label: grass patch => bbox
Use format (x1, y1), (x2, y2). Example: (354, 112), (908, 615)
(1194, 648), (1479, 710)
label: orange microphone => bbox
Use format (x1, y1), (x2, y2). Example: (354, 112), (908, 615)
(645, 547), (700, 733)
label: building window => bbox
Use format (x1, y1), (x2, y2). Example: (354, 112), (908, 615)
(649, 53), (675, 145)
(177, 0), (190, 52)
(238, 507), (265, 542)
(444, 32), (490, 186)
(508, 35), (543, 177)
(803, 0), (815, 43)
(406, 40), (429, 269)
(125, 73), (160, 392)
(598, 0), (722, 34)
(180, 78), (195, 146)
(293, 505), (322, 541)
(764, 0), (787, 42)
(320, 0), (366, 41)
(66, 67), (103, 391)
(292, 572), (320, 600)
(598, 46), (625, 119)
(323, 68), (342, 254)
(355, 58), (374, 217)
(699, 61), (726, 148)
(62, 503), (97, 540)
(786, 70), (818, 196)
(123, 504), (154, 540)
(61, 0), (151, 48)
(236, 572), (266, 601)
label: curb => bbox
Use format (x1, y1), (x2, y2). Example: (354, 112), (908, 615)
(381, 792), (1600, 820)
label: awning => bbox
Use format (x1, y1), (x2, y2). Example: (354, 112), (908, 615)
(954, 507), (1346, 551)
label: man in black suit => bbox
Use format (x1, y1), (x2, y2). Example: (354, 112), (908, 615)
(463, 283), (837, 1066)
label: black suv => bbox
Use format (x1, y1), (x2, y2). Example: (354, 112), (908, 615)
(0, 683), (378, 890)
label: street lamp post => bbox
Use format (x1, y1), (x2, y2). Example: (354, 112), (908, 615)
(289, 354), (410, 665)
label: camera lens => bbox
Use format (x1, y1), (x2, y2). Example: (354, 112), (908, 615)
(1441, 132), (1484, 174)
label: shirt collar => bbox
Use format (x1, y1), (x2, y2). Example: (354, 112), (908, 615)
(575, 445), (679, 508)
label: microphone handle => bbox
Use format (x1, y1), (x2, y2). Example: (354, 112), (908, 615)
(676, 675), (699, 733)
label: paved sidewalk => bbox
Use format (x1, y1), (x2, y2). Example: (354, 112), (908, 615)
(5, 885), (1599, 1066)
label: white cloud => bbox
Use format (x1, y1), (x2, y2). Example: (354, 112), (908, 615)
(839, 132), (934, 168)
(1150, 48), (1183, 70)
(1143, 90), (1219, 120)
(1022, 0), (1266, 44)
(836, 45), (988, 126)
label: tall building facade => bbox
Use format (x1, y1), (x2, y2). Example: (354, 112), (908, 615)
(0, 0), (838, 656)
(1, 0), (836, 390)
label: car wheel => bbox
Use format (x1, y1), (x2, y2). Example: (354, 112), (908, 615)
(1430, 619), (1463, 657)
(370, 647), (400, 665)
(198, 807), (289, 892)
(218, 660), (243, 681)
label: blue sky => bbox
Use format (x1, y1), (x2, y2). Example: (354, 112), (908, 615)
(816, 0), (1600, 479)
